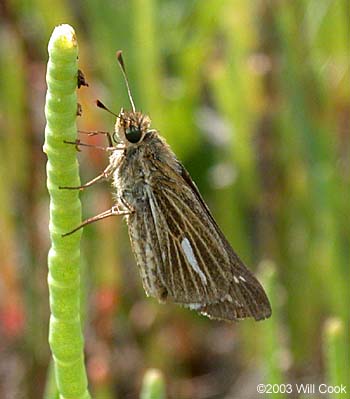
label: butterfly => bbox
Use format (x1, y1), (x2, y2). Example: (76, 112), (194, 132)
(63, 51), (272, 322)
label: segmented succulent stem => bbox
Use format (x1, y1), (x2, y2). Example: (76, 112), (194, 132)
(44, 24), (90, 399)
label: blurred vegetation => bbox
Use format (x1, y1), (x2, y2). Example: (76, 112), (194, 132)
(0, 1), (348, 398)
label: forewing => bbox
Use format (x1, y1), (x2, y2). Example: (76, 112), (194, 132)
(127, 158), (271, 321)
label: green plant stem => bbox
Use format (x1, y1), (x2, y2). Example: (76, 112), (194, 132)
(140, 369), (166, 399)
(43, 360), (59, 399)
(44, 24), (90, 399)
(259, 260), (285, 399)
(323, 318), (349, 399)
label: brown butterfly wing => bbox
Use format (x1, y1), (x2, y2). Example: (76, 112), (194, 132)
(126, 152), (271, 321)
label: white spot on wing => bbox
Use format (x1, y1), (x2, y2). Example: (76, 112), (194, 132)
(239, 276), (246, 282)
(181, 237), (207, 285)
(234, 276), (239, 284)
(187, 303), (202, 310)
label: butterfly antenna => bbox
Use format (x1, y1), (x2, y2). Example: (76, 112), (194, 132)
(96, 100), (119, 118)
(116, 50), (136, 113)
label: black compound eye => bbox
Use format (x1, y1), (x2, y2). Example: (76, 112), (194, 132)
(125, 126), (142, 143)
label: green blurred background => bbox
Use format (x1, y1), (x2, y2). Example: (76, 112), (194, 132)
(0, 1), (349, 398)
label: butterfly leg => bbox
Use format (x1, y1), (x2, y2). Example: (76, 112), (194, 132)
(63, 139), (115, 152)
(119, 195), (135, 212)
(59, 163), (115, 191)
(62, 205), (132, 237)
(78, 130), (113, 147)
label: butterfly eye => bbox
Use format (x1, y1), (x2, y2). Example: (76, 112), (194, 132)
(125, 126), (142, 143)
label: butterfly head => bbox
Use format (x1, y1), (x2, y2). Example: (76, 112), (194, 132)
(116, 109), (151, 145)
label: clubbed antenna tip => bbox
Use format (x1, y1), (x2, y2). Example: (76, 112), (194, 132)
(96, 100), (119, 118)
(116, 50), (136, 113)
